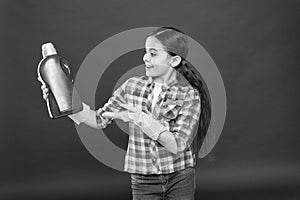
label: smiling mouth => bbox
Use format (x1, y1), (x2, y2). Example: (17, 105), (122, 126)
(145, 64), (154, 69)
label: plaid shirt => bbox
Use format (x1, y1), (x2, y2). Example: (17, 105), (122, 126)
(96, 75), (201, 175)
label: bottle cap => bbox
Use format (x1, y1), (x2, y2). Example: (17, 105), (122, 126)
(42, 42), (57, 58)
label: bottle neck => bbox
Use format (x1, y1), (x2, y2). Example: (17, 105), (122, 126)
(42, 43), (57, 58)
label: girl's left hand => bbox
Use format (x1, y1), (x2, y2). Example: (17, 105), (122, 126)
(102, 103), (166, 141)
(101, 103), (142, 123)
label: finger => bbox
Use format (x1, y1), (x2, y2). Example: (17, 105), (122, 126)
(119, 103), (137, 112)
(143, 108), (151, 115)
(37, 76), (43, 83)
(41, 84), (49, 90)
(42, 87), (49, 95)
(102, 111), (130, 122)
(96, 108), (103, 116)
(101, 112), (117, 119)
(43, 93), (49, 100)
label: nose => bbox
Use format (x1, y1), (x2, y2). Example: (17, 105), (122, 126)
(143, 52), (150, 63)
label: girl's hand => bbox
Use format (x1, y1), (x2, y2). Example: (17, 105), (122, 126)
(37, 77), (49, 101)
(101, 103), (165, 141)
(101, 103), (140, 122)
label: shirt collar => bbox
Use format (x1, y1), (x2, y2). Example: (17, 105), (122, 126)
(146, 76), (179, 91)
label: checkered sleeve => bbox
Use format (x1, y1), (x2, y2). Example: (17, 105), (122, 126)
(96, 79), (129, 128)
(172, 88), (201, 153)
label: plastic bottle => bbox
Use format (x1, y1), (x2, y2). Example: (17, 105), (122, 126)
(37, 42), (83, 118)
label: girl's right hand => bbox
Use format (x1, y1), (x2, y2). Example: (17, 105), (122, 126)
(41, 84), (49, 100)
(37, 76), (49, 101)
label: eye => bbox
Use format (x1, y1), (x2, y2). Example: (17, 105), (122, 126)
(150, 51), (157, 56)
(145, 48), (157, 57)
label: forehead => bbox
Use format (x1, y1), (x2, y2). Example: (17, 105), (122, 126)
(145, 36), (165, 51)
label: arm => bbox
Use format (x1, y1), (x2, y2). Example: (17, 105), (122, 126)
(157, 130), (178, 154)
(137, 87), (200, 155)
(68, 103), (99, 129)
(100, 103), (178, 153)
(101, 88), (200, 154)
(170, 88), (201, 154)
(39, 76), (128, 129)
(69, 79), (129, 129)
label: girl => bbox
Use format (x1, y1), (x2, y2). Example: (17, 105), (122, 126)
(40, 27), (211, 200)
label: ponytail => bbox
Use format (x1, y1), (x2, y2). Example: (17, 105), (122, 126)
(148, 26), (212, 155)
(175, 60), (212, 155)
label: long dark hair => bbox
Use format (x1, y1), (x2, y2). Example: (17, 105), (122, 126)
(148, 27), (212, 155)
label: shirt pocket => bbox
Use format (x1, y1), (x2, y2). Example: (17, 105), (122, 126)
(160, 99), (184, 120)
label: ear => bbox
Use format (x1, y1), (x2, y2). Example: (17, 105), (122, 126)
(169, 55), (182, 68)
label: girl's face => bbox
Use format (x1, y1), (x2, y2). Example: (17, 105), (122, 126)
(143, 36), (175, 83)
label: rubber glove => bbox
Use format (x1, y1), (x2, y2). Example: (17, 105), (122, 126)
(68, 103), (90, 125)
(101, 103), (167, 140)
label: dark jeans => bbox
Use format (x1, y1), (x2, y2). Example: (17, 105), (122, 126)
(130, 167), (195, 200)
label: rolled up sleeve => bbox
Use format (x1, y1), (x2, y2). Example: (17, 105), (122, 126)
(171, 88), (201, 153)
(96, 79), (129, 128)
